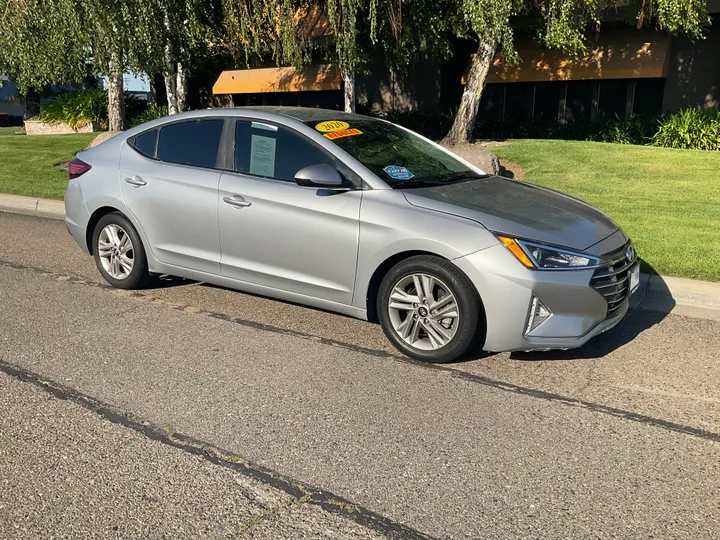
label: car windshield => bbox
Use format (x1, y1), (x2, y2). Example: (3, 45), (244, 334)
(305, 118), (485, 188)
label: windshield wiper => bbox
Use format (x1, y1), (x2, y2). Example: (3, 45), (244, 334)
(392, 178), (446, 189)
(440, 172), (489, 183)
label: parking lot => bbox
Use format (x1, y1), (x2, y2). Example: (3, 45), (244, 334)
(1, 211), (719, 538)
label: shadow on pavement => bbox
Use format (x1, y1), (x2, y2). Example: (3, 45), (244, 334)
(509, 309), (669, 362)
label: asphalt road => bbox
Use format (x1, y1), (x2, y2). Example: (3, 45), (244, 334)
(1, 211), (719, 539)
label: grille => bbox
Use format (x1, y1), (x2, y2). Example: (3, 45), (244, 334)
(590, 244), (637, 318)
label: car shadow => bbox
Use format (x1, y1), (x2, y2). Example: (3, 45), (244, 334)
(137, 262), (677, 364)
(143, 274), (198, 290)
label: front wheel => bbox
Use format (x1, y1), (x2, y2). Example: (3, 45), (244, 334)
(92, 212), (150, 290)
(377, 255), (483, 363)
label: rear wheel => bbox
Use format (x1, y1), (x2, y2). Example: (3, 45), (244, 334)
(378, 255), (483, 363)
(92, 212), (150, 290)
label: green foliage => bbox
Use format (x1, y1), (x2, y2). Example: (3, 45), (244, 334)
(0, 0), (89, 93)
(36, 90), (153, 130)
(128, 106), (170, 128)
(377, 108), (662, 146)
(589, 115), (659, 145)
(652, 109), (720, 151)
(37, 89), (108, 130)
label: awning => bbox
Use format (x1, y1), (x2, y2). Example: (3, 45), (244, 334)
(463, 30), (671, 84)
(212, 64), (341, 95)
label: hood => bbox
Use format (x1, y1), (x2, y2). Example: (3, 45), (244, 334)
(402, 176), (619, 251)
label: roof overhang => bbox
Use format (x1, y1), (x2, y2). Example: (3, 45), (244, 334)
(212, 65), (341, 95)
(463, 30), (671, 84)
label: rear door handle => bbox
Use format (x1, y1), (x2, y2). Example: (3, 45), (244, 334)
(125, 176), (147, 187)
(223, 195), (252, 208)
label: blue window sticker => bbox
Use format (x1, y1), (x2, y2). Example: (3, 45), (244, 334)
(383, 165), (414, 180)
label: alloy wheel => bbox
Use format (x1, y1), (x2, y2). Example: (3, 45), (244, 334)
(387, 273), (460, 351)
(97, 224), (134, 280)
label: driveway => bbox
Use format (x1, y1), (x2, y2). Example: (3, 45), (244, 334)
(1, 212), (719, 538)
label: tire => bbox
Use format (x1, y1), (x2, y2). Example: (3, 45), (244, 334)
(378, 255), (483, 363)
(92, 212), (150, 290)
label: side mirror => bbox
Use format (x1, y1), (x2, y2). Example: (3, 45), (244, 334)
(295, 164), (344, 189)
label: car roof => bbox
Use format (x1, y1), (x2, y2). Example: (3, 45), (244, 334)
(242, 106), (375, 124)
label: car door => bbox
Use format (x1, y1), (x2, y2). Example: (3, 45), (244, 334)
(120, 118), (226, 275)
(218, 119), (362, 305)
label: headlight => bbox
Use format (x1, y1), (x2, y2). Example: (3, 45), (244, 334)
(497, 236), (601, 270)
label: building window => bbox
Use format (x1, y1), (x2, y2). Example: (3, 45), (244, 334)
(504, 83), (535, 123)
(563, 81), (594, 122)
(597, 80), (629, 120)
(534, 82), (564, 123)
(633, 78), (665, 115)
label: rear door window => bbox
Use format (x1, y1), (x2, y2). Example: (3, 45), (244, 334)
(234, 120), (335, 181)
(157, 119), (224, 168)
(131, 129), (158, 158)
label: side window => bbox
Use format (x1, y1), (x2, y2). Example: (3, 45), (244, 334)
(157, 119), (224, 168)
(132, 129), (158, 158)
(234, 120), (335, 181)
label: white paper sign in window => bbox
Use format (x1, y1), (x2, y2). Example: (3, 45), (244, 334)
(249, 134), (277, 177)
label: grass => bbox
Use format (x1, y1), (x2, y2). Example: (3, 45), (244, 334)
(0, 127), (96, 200)
(0, 128), (717, 280)
(493, 140), (720, 282)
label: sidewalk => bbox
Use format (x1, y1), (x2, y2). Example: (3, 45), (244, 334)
(0, 193), (65, 220)
(2, 192), (719, 320)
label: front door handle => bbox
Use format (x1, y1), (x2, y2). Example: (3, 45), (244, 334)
(125, 176), (147, 187)
(223, 195), (252, 208)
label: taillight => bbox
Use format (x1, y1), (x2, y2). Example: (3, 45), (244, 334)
(68, 158), (92, 179)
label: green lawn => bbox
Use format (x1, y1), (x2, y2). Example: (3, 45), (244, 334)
(0, 127), (96, 200)
(1, 128), (718, 281)
(493, 140), (720, 282)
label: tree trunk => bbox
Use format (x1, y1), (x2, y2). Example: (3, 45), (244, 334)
(163, 52), (179, 115)
(176, 61), (188, 112)
(343, 69), (356, 113)
(108, 51), (125, 132)
(342, 6), (356, 113)
(442, 41), (496, 145)
(23, 89), (41, 119)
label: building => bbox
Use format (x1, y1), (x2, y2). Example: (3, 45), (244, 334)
(212, 2), (719, 123)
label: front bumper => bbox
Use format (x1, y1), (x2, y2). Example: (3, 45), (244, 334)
(453, 242), (633, 352)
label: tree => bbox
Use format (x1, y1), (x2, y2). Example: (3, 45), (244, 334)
(125, 0), (224, 114)
(442, 0), (712, 145)
(219, 0), (447, 113)
(0, 0), (131, 130)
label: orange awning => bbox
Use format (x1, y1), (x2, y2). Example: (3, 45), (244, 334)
(463, 30), (671, 84)
(212, 64), (341, 95)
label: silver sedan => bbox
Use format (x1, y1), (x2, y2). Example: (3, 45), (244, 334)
(64, 107), (640, 363)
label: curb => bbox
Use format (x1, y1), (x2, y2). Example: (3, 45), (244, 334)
(0, 193), (65, 220)
(1, 192), (719, 319)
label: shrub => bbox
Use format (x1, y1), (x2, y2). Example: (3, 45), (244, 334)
(37, 89), (108, 130)
(590, 114), (660, 145)
(652, 108), (720, 151)
(37, 89), (152, 131)
(128, 105), (168, 128)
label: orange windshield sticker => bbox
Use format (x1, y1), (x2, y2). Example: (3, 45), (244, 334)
(315, 121), (350, 133)
(323, 128), (363, 140)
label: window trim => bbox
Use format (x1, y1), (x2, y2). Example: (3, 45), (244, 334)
(128, 128), (159, 159)
(228, 117), (361, 189)
(129, 117), (229, 171)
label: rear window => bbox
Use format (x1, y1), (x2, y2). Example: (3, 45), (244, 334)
(157, 119), (224, 168)
(132, 129), (158, 158)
